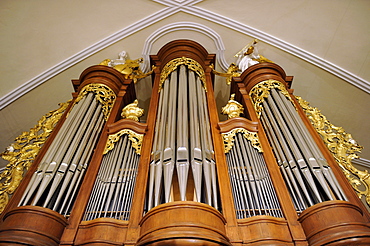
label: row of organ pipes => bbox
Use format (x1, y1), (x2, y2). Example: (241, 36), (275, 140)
(1, 40), (369, 246)
(250, 83), (347, 212)
(147, 65), (218, 210)
(224, 130), (283, 218)
(84, 133), (140, 220)
(19, 92), (105, 215)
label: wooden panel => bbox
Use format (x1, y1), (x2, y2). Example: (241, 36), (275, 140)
(0, 206), (67, 246)
(238, 216), (293, 245)
(75, 218), (129, 246)
(299, 200), (370, 245)
(137, 201), (231, 246)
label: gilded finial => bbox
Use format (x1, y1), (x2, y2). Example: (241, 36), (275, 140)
(221, 94), (244, 119)
(121, 100), (144, 122)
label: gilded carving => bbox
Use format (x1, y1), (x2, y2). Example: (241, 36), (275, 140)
(296, 96), (370, 206)
(159, 57), (206, 92)
(221, 94), (244, 119)
(121, 100), (144, 122)
(104, 129), (143, 155)
(249, 79), (294, 117)
(211, 63), (240, 85)
(74, 83), (116, 121)
(100, 52), (154, 83)
(0, 100), (70, 213)
(222, 128), (262, 154)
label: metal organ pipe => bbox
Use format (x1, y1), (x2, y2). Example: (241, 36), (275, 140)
(257, 87), (347, 212)
(225, 131), (283, 219)
(146, 65), (218, 211)
(19, 92), (106, 217)
(83, 133), (141, 221)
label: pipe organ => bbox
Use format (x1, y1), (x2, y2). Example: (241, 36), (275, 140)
(0, 40), (369, 246)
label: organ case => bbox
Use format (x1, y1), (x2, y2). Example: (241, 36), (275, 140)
(0, 40), (369, 246)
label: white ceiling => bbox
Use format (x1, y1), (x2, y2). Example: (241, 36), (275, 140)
(0, 0), (369, 168)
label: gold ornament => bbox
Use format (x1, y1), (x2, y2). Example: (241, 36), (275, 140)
(249, 79), (294, 118)
(100, 56), (154, 83)
(296, 96), (370, 206)
(159, 57), (206, 92)
(222, 128), (263, 154)
(211, 63), (241, 85)
(104, 129), (144, 155)
(0, 100), (70, 214)
(221, 94), (244, 119)
(74, 83), (116, 121)
(121, 100), (144, 122)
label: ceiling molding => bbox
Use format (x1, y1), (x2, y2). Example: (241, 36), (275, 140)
(1, 0), (369, 110)
(182, 5), (370, 94)
(0, 5), (179, 110)
(141, 21), (228, 72)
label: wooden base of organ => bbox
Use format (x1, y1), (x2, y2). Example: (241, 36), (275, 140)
(0, 40), (369, 246)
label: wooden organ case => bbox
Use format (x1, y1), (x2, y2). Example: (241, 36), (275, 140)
(0, 40), (369, 246)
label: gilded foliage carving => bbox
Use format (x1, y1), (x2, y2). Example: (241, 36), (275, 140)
(159, 57), (207, 92)
(104, 129), (143, 155)
(249, 79), (294, 117)
(222, 128), (263, 154)
(0, 100), (70, 213)
(74, 83), (116, 121)
(296, 96), (370, 206)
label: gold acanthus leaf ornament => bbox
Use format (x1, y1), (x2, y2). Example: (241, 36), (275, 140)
(221, 94), (244, 119)
(104, 129), (144, 155)
(0, 100), (71, 214)
(211, 63), (241, 85)
(121, 100), (144, 122)
(100, 54), (154, 83)
(222, 128), (263, 154)
(159, 57), (206, 92)
(296, 96), (370, 206)
(73, 83), (116, 121)
(249, 79), (295, 118)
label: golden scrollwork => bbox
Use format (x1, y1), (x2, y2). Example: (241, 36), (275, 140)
(296, 96), (370, 206)
(221, 94), (244, 119)
(100, 57), (154, 83)
(222, 128), (263, 154)
(104, 129), (144, 155)
(211, 63), (241, 85)
(0, 100), (71, 214)
(249, 79), (294, 118)
(159, 57), (207, 92)
(121, 100), (144, 122)
(74, 83), (116, 121)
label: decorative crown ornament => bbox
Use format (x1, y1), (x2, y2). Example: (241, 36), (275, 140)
(221, 94), (244, 119)
(121, 99), (144, 122)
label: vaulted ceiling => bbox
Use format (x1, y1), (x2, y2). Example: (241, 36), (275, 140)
(0, 0), (369, 168)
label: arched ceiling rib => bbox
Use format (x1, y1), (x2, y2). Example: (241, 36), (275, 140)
(0, 0), (369, 110)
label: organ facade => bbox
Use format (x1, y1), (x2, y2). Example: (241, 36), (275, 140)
(0, 40), (369, 246)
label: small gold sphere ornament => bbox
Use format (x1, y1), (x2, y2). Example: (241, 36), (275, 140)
(121, 99), (144, 122)
(221, 94), (244, 119)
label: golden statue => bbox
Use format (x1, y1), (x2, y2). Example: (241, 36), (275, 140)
(100, 52), (154, 83)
